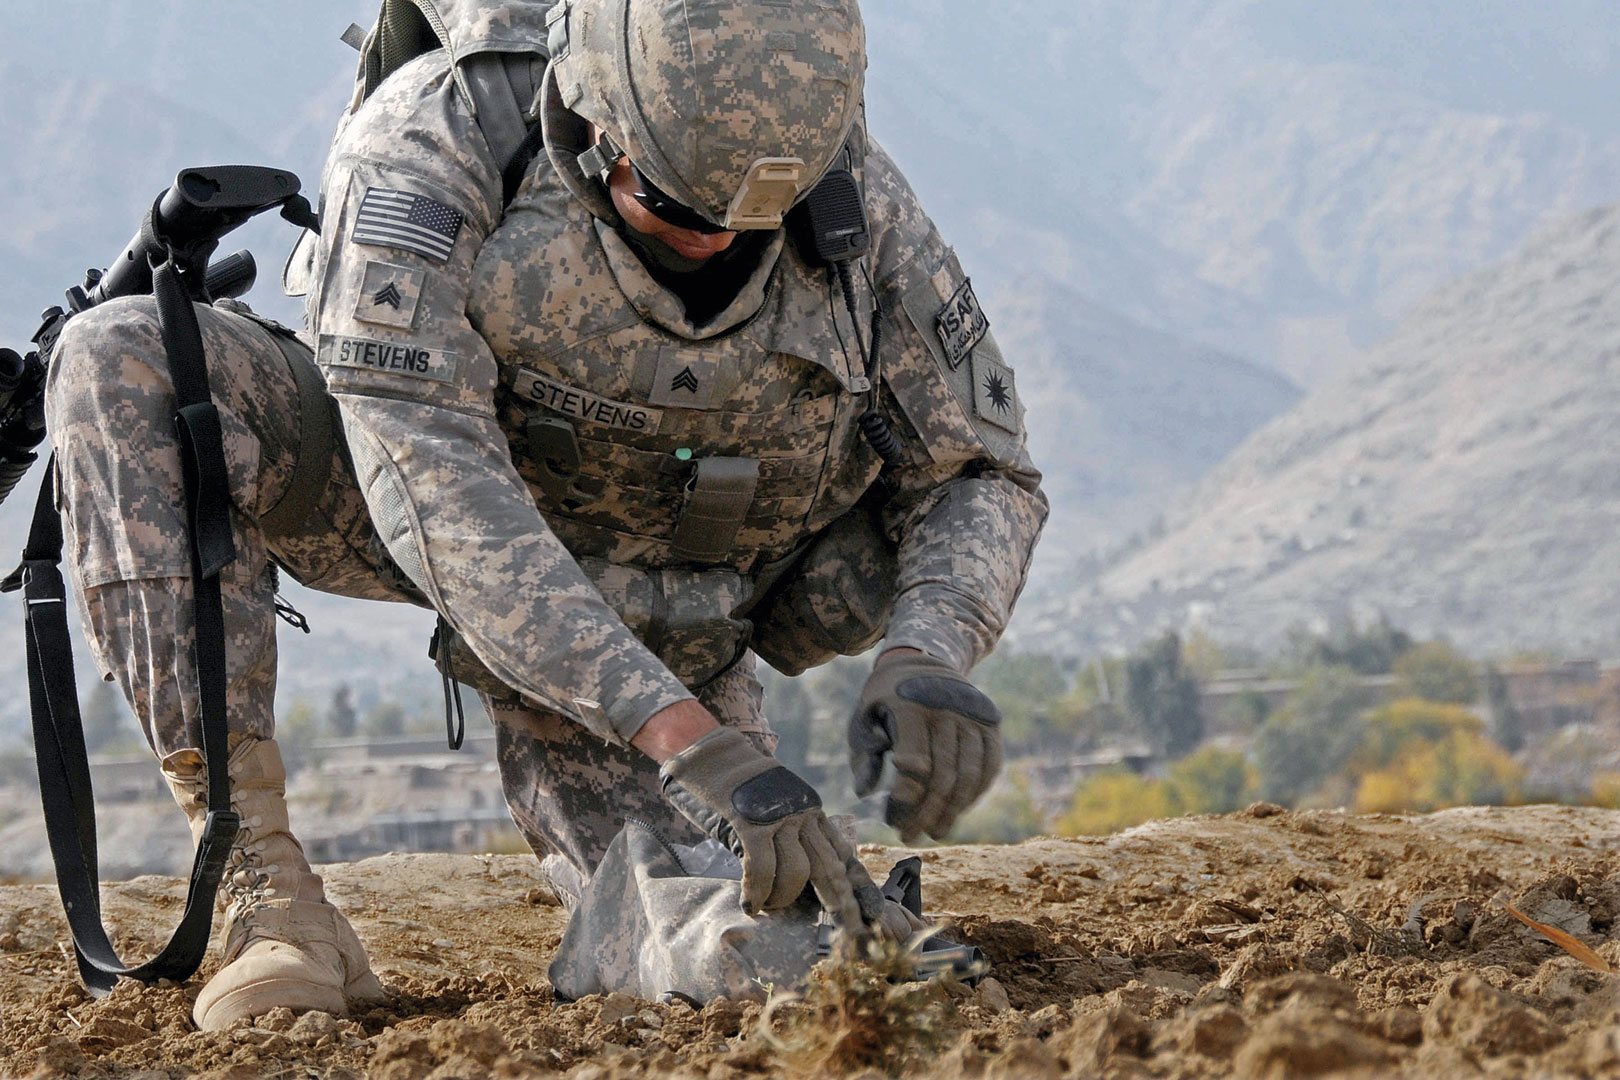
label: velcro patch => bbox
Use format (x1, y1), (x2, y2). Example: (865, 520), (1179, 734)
(935, 277), (989, 370)
(971, 353), (1021, 435)
(512, 367), (664, 433)
(319, 334), (461, 383)
(354, 261), (425, 329)
(351, 187), (464, 264)
(648, 347), (724, 410)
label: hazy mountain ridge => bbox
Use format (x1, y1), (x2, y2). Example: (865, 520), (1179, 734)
(1, 2), (1616, 739)
(1025, 203), (1620, 656)
(990, 274), (1300, 576)
(865, 0), (1620, 383)
(1129, 55), (1620, 382)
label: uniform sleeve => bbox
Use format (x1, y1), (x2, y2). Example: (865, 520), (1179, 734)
(308, 53), (693, 744)
(863, 140), (1049, 673)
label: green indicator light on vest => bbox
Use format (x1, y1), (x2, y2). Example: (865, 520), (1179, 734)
(675, 448), (694, 462)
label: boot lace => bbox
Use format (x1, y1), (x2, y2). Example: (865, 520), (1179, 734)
(222, 816), (277, 921)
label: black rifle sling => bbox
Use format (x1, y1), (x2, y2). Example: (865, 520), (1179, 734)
(21, 257), (240, 995)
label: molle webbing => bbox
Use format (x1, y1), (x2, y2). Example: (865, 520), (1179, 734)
(669, 457), (760, 565)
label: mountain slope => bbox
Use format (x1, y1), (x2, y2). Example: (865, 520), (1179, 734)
(990, 275), (1299, 576)
(1027, 203), (1620, 655)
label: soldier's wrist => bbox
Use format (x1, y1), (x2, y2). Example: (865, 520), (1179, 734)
(632, 697), (720, 763)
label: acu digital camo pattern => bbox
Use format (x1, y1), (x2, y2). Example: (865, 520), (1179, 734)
(307, 38), (1044, 750)
(46, 0), (1043, 898)
(42, 292), (770, 878)
(545, 0), (866, 228)
(44, 297), (410, 759)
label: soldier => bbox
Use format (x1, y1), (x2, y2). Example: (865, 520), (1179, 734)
(44, 0), (1044, 1031)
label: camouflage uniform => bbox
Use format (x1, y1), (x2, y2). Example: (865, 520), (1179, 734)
(48, 0), (1045, 888)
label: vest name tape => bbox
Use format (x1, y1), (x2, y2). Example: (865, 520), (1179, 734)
(935, 277), (990, 370)
(319, 334), (461, 383)
(512, 368), (664, 433)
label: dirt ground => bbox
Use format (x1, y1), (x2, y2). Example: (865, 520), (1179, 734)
(2, 803), (1617, 1079)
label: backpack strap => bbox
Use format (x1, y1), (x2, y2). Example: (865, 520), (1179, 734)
(350, 2), (550, 207)
(460, 51), (550, 206)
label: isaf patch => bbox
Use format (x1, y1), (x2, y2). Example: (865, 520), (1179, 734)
(319, 334), (461, 384)
(351, 187), (464, 264)
(354, 261), (425, 329)
(935, 276), (989, 369)
(897, 263), (1023, 467)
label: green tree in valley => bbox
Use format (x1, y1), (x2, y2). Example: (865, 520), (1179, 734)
(1392, 642), (1478, 705)
(1253, 665), (1368, 805)
(1170, 747), (1253, 814)
(1482, 665), (1523, 752)
(327, 683), (359, 740)
(1122, 631), (1203, 759)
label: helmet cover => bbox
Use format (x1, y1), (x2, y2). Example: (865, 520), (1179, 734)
(545, 0), (866, 230)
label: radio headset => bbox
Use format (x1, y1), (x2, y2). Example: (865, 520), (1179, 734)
(788, 169), (904, 468)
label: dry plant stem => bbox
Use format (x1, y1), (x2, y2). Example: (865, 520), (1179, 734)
(1500, 900), (1614, 973)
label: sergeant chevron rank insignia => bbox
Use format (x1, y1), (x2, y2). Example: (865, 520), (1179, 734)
(649, 347), (725, 409)
(354, 261), (425, 329)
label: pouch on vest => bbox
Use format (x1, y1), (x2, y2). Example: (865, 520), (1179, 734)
(746, 490), (897, 676)
(548, 820), (983, 1004)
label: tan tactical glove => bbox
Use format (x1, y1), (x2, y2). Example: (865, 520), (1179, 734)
(850, 651), (1003, 843)
(661, 727), (882, 930)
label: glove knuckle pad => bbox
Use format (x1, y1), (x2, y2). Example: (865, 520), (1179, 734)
(731, 766), (822, 824)
(895, 676), (1002, 727)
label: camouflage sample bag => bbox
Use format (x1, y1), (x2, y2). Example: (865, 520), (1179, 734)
(548, 820), (984, 1003)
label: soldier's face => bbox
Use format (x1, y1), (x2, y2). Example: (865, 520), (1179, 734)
(606, 159), (738, 262)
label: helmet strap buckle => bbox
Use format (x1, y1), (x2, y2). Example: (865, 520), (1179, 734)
(577, 131), (625, 185)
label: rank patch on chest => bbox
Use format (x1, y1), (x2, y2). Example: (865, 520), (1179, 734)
(354, 261), (425, 329)
(512, 368), (664, 432)
(648, 348), (725, 410)
(971, 353), (1021, 435)
(351, 187), (464, 264)
(318, 334), (461, 384)
(935, 277), (990, 370)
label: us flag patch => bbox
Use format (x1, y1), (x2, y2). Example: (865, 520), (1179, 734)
(352, 188), (463, 264)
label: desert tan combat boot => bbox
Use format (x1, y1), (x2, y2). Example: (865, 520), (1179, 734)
(160, 737), (384, 1030)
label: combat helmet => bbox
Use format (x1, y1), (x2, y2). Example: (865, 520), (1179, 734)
(540, 0), (866, 230)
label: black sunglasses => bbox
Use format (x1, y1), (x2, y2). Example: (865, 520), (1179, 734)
(630, 163), (731, 235)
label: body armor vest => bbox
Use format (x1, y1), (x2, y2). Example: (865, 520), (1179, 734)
(464, 161), (884, 686)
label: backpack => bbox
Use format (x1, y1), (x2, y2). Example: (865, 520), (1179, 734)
(346, 0), (554, 206)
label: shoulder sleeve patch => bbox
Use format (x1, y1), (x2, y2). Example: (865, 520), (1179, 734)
(934, 274), (990, 369)
(895, 254), (1023, 466)
(351, 187), (465, 264)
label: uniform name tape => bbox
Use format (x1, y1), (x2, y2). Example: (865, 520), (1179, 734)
(319, 335), (461, 383)
(512, 368), (663, 432)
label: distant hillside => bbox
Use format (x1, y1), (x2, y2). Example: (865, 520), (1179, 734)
(1025, 203), (1620, 656)
(989, 274), (1300, 576)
